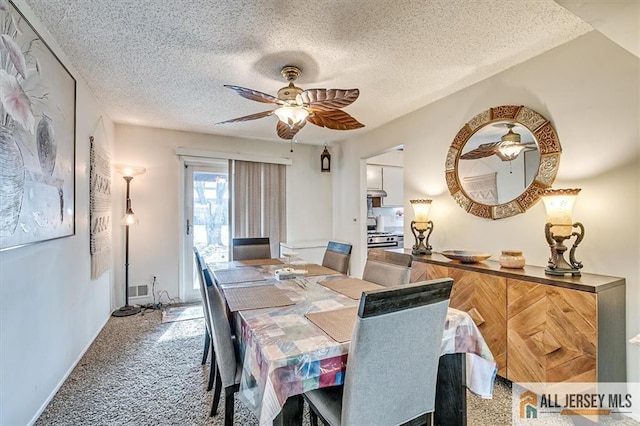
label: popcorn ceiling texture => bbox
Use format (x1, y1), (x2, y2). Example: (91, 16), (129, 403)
(23, 0), (591, 143)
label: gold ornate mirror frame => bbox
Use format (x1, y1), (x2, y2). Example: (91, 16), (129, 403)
(445, 105), (562, 219)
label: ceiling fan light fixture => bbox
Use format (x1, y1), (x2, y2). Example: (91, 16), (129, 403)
(274, 105), (309, 128)
(496, 142), (526, 161)
(217, 64), (364, 139)
(501, 125), (521, 144)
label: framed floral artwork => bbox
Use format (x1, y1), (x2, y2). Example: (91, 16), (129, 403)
(0, 0), (76, 250)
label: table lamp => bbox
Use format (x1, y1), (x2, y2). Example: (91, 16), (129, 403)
(542, 188), (584, 276)
(410, 199), (433, 255)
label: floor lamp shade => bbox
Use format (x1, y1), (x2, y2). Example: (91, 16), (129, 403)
(112, 164), (145, 317)
(113, 164), (146, 177)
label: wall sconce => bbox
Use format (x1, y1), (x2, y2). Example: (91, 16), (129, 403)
(321, 145), (331, 173)
(410, 199), (433, 255)
(542, 188), (584, 276)
(112, 163), (146, 317)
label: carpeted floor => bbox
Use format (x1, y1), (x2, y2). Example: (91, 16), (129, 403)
(161, 303), (204, 323)
(35, 307), (514, 425)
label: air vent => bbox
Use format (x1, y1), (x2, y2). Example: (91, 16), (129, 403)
(129, 284), (149, 298)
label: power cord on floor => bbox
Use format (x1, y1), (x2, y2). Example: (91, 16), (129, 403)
(139, 276), (181, 315)
(139, 276), (157, 315)
(157, 290), (181, 307)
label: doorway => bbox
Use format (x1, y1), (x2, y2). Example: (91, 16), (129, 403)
(183, 162), (229, 301)
(361, 146), (404, 268)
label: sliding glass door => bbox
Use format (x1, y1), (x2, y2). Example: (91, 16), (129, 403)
(183, 162), (229, 301)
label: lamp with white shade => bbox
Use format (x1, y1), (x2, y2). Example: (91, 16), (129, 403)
(112, 163), (146, 317)
(410, 199), (434, 255)
(542, 188), (584, 276)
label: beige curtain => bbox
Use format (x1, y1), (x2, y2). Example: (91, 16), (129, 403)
(231, 160), (286, 256)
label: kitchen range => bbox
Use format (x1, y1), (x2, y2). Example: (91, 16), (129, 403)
(366, 195), (404, 249)
(367, 231), (399, 248)
(366, 214), (401, 248)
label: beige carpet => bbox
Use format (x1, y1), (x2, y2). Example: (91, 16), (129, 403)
(35, 310), (514, 425)
(161, 303), (204, 323)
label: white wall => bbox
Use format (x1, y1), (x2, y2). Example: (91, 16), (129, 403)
(335, 31), (640, 382)
(0, 2), (115, 425)
(367, 149), (404, 167)
(112, 125), (332, 304)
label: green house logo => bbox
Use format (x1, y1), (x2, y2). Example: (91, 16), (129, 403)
(520, 390), (538, 419)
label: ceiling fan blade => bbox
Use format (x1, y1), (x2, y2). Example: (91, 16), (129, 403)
(460, 141), (500, 160)
(276, 120), (306, 140)
(307, 109), (365, 130)
(224, 85), (282, 105)
(215, 110), (275, 125)
(300, 89), (360, 112)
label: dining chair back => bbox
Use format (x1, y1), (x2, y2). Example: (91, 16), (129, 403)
(231, 237), (271, 261)
(321, 241), (352, 274)
(304, 278), (454, 425)
(193, 248), (216, 390)
(202, 267), (242, 424)
(362, 248), (412, 287)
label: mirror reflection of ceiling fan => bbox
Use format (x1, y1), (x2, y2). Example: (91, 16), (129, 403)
(460, 123), (536, 161)
(215, 65), (365, 139)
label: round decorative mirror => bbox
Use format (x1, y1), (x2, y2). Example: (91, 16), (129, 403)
(445, 105), (561, 219)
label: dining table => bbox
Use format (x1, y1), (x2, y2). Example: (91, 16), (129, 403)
(209, 259), (498, 426)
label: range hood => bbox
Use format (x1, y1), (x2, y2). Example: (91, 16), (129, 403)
(367, 189), (388, 197)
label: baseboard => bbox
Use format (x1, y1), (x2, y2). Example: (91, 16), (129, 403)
(28, 312), (111, 426)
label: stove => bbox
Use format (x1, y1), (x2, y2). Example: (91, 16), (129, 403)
(367, 231), (399, 248)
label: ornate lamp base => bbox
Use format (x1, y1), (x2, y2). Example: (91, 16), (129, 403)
(411, 220), (433, 256)
(412, 247), (431, 255)
(545, 266), (582, 277)
(544, 222), (584, 277)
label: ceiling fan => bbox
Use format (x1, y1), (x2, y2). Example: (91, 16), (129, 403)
(460, 123), (537, 162)
(215, 66), (365, 139)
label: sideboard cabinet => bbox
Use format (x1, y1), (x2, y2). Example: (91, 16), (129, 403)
(407, 250), (626, 383)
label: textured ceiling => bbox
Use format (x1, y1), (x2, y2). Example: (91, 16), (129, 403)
(23, 0), (593, 144)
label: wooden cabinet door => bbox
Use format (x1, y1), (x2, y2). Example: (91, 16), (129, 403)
(507, 279), (597, 383)
(410, 262), (448, 283)
(448, 269), (507, 376)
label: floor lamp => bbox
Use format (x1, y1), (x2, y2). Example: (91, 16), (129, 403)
(112, 164), (146, 317)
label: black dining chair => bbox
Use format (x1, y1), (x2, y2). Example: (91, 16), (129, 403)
(231, 237), (271, 261)
(321, 241), (352, 274)
(362, 248), (412, 287)
(202, 267), (244, 424)
(303, 278), (454, 425)
(193, 248), (216, 392)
